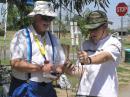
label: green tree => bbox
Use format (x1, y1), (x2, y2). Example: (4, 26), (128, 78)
(1, 0), (110, 29)
(7, 4), (19, 30)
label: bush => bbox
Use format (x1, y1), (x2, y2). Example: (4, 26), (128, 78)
(0, 28), (4, 36)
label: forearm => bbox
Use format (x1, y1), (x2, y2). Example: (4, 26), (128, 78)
(79, 50), (113, 65)
(10, 59), (42, 73)
(89, 51), (113, 64)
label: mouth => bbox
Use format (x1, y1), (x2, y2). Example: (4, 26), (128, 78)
(43, 23), (49, 26)
(91, 36), (96, 39)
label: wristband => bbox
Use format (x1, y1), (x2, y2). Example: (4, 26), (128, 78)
(87, 57), (92, 64)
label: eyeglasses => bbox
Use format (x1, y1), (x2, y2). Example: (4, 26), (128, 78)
(41, 16), (55, 21)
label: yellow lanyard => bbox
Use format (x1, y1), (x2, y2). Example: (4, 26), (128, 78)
(32, 33), (46, 59)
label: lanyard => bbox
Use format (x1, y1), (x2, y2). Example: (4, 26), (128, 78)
(25, 28), (32, 63)
(25, 28), (32, 79)
(32, 33), (47, 60)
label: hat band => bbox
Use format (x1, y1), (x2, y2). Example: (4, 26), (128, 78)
(88, 20), (107, 24)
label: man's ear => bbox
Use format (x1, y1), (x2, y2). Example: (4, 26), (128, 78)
(102, 23), (108, 29)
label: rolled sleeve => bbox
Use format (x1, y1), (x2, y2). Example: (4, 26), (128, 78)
(53, 46), (65, 65)
(53, 37), (65, 65)
(10, 31), (27, 60)
(104, 42), (121, 62)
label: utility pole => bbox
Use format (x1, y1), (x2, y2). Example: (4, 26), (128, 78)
(4, 0), (8, 60)
(116, 2), (128, 59)
(127, 4), (130, 28)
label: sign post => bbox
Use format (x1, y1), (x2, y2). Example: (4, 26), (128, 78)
(116, 2), (128, 59)
(116, 2), (128, 33)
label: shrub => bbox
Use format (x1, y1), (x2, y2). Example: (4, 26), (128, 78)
(0, 28), (4, 36)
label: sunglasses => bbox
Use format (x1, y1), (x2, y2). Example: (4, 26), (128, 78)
(41, 16), (55, 21)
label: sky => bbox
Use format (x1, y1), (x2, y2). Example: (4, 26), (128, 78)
(106, 0), (130, 30)
(0, 0), (130, 30)
(0, 3), (6, 24)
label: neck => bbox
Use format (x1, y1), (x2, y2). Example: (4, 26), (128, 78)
(92, 31), (108, 44)
(37, 31), (45, 37)
(101, 31), (109, 40)
(33, 24), (45, 37)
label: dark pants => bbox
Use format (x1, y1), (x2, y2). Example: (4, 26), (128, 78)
(9, 76), (57, 97)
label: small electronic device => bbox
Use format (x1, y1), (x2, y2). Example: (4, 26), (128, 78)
(43, 72), (61, 79)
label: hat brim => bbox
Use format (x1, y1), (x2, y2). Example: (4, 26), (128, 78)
(84, 21), (112, 30)
(28, 11), (57, 17)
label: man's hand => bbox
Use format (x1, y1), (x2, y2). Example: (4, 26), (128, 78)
(63, 59), (86, 76)
(63, 59), (71, 72)
(42, 61), (53, 73)
(62, 59), (74, 75)
(78, 51), (90, 65)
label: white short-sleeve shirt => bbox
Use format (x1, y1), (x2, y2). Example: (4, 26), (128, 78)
(77, 35), (121, 97)
(10, 25), (65, 82)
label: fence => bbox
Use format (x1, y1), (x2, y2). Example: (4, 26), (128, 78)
(0, 45), (11, 97)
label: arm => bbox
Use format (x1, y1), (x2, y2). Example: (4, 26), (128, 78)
(78, 50), (114, 65)
(89, 51), (113, 64)
(11, 59), (53, 73)
(78, 43), (121, 65)
(10, 59), (42, 72)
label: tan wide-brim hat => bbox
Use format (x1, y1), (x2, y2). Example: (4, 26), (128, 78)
(84, 10), (112, 30)
(28, 1), (57, 17)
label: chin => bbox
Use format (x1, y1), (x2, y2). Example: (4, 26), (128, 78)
(40, 29), (46, 32)
(91, 39), (98, 44)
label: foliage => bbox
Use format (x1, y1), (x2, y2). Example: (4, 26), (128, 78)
(7, 4), (19, 30)
(0, 0), (110, 29)
(0, 28), (4, 36)
(55, 18), (68, 33)
(72, 12), (91, 37)
(51, 0), (110, 14)
(128, 29), (130, 33)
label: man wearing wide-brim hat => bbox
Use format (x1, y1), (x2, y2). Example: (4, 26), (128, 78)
(9, 1), (65, 97)
(65, 10), (121, 97)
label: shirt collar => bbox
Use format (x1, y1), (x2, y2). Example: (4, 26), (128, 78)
(95, 35), (110, 48)
(29, 25), (47, 39)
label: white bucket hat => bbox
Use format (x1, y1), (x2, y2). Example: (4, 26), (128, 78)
(28, 1), (57, 17)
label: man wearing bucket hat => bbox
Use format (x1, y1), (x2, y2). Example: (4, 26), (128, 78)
(9, 1), (65, 97)
(64, 10), (121, 97)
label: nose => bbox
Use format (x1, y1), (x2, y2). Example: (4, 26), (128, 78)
(90, 31), (95, 36)
(42, 20), (51, 25)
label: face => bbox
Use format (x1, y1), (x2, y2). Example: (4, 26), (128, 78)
(33, 15), (54, 35)
(89, 25), (106, 44)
